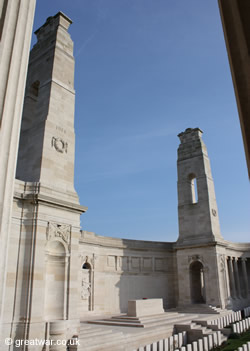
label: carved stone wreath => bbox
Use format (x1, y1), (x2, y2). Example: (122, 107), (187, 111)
(212, 209), (217, 217)
(51, 137), (68, 153)
(47, 222), (71, 245)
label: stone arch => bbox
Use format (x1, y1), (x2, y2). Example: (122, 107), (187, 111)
(189, 260), (206, 303)
(81, 258), (92, 312)
(44, 240), (68, 320)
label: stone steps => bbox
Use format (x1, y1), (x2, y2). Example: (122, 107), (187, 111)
(110, 311), (180, 321)
(175, 322), (213, 335)
(88, 312), (198, 328)
(79, 332), (125, 348)
(79, 328), (114, 337)
(175, 304), (231, 315)
(88, 319), (144, 327)
(78, 324), (126, 350)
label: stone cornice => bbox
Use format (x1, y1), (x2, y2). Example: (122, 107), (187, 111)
(14, 191), (87, 214)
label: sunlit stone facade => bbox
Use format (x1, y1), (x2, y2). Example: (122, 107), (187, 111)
(0, 8), (250, 351)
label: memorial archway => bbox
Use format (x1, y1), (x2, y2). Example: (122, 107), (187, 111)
(190, 260), (206, 303)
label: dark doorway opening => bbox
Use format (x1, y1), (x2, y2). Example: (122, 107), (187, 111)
(190, 261), (206, 303)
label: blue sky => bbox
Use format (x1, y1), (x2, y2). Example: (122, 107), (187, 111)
(33, 0), (249, 242)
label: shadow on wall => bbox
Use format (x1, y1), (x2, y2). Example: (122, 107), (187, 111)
(112, 247), (178, 313)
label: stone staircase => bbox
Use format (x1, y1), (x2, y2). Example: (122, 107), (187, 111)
(174, 318), (229, 344)
(77, 312), (200, 350)
(174, 304), (231, 314)
(175, 322), (215, 342)
(77, 308), (234, 350)
(87, 311), (198, 328)
(78, 324), (126, 351)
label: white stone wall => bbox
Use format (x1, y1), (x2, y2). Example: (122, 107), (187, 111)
(79, 231), (177, 315)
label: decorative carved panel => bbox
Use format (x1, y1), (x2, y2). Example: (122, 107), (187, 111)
(47, 222), (71, 245)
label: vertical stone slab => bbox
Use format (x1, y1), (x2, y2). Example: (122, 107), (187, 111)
(186, 344), (192, 351)
(208, 335), (213, 350)
(169, 336), (174, 351)
(217, 331), (222, 346)
(178, 332), (183, 347)
(203, 337), (209, 351)
(174, 334), (179, 349)
(158, 340), (164, 351)
(152, 342), (157, 351)
(198, 339), (203, 351)
(212, 332), (218, 347)
(243, 319), (246, 331)
(192, 341), (198, 351)
(223, 316), (227, 327)
(164, 338), (169, 351)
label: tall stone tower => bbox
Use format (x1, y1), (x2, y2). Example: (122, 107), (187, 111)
(177, 128), (223, 245)
(16, 12), (78, 200)
(175, 128), (226, 308)
(3, 13), (86, 344)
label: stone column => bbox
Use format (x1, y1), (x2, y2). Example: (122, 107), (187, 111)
(233, 258), (241, 298)
(0, 0), (36, 339)
(228, 257), (236, 298)
(224, 256), (232, 304)
(241, 258), (249, 297)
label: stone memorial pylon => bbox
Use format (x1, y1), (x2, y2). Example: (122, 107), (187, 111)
(3, 13), (87, 345)
(175, 128), (226, 308)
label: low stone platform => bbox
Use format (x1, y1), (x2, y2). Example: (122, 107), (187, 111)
(88, 311), (198, 328)
(128, 298), (164, 317)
